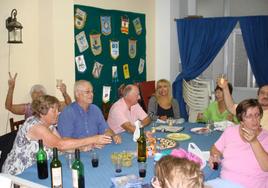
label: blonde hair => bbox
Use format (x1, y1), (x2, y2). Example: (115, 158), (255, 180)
(154, 155), (204, 188)
(155, 79), (172, 103)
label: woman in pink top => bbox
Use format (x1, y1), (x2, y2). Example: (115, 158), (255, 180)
(209, 99), (268, 188)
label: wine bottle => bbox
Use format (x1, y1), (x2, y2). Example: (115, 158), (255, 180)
(137, 127), (147, 162)
(72, 149), (85, 188)
(36, 139), (48, 179)
(50, 148), (62, 188)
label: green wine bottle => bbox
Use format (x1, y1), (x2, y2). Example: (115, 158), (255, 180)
(50, 148), (62, 188)
(137, 127), (147, 162)
(36, 139), (48, 179)
(72, 149), (85, 188)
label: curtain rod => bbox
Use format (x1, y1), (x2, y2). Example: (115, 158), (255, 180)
(174, 15), (203, 21)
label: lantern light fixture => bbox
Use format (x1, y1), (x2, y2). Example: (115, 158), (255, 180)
(6, 9), (23, 44)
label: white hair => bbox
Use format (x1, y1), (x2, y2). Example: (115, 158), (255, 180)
(29, 84), (47, 95)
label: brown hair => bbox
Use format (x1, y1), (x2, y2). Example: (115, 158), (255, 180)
(236, 98), (263, 121)
(155, 79), (172, 103)
(154, 155), (204, 188)
(31, 95), (59, 117)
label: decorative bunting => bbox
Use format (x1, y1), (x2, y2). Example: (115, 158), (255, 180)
(138, 58), (145, 74)
(112, 66), (118, 79)
(110, 40), (119, 60)
(102, 86), (111, 103)
(133, 17), (142, 35)
(121, 15), (129, 34)
(123, 64), (130, 79)
(90, 33), (102, 56)
(74, 8), (87, 29)
(75, 31), (89, 53)
(92, 61), (103, 78)
(100, 16), (111, 36)
(75, 55), (87, 73)
(128, 39), (137, 59)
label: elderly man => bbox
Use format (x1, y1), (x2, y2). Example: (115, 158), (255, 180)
(107, 84), (151, 134)
(218, 79), (268, 130)
(58, 80), (121, 145)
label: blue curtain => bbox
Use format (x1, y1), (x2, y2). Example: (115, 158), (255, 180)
(172, 17), (238, 120)
(239, 16), (268, 87)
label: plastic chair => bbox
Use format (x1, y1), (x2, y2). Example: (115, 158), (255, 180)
(9, 118), (25, 132)
(182, 79), (210, 122)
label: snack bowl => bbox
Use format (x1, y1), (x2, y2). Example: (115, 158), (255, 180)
(111, 152), (134, 167)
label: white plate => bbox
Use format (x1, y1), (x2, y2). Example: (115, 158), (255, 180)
(190, 127), (211, 134)
(155, 125), (184, 133)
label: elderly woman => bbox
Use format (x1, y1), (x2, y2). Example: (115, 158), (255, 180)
(151, 155), (204, 188)
(5, 72), (71, 119)
(148, 79), (180, 121)
(209, 99), (268, 188)
(2, 95), (112, 175)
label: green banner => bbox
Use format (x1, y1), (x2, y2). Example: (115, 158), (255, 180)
(74, 5), (146, 108)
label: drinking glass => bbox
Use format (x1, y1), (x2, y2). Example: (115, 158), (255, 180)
(138, 162), (147, 178)
(65, 152), (75, 169)
(56, 79), (63, 89)
(114, 156), (122, 173)
(91, 150), (99, 168)
(151, 121), (157, 133)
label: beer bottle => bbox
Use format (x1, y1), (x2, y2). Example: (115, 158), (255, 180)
(72, 149), (85, 188)
(36, 139), (48, 179)
(50, 148), (62, 188)
(137, 127), (147, 162)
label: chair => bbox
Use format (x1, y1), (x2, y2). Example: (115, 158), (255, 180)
(138, 80), (155, 112)
(102, 102), (113, 120)
(182, 79), (210, 122)
(0, 131), (17, 172)
(9, 118), (25, 132)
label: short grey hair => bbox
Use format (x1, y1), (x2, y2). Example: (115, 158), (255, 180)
(30, 84), (47, 95)
(73, 80), (93, 98)
(122, 84), (135, 97)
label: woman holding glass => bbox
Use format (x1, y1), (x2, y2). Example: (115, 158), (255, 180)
(209, 99), (268, 188)
(148, 79), (180, 121)
(197, 83), (238, 123)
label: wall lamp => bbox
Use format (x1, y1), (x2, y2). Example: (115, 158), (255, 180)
(6, 9), (23, 44)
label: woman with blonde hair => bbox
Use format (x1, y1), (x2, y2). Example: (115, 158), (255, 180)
(148, 79), (180, 120)
(151, 155), (204, 188)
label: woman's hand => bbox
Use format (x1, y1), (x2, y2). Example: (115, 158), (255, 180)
(8, 72), (17, 89)
(216, 77), (228, 89)
(159, 115), (167, 121)
(208, 154), (221, 170)
(241, 126), (258, 143)
(197, 113), (204, 121)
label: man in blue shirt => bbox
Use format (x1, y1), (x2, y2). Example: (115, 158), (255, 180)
(58, 80), (121, 147)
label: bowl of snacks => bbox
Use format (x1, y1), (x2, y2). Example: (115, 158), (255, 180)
(111, 152), (134, 167)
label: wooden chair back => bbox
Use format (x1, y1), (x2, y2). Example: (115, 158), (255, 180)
(9, 118), (25, 132)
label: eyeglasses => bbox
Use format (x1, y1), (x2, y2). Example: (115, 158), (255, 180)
(243, 113), (261, 120)
(79, 90), (93, 95)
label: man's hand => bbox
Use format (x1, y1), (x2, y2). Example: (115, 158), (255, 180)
(112, 134), (122, 144)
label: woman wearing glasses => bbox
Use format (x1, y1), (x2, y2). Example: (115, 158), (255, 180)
(209, 99), (268, 188)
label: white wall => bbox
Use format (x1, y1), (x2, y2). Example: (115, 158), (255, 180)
(0, 0), (155, 135)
